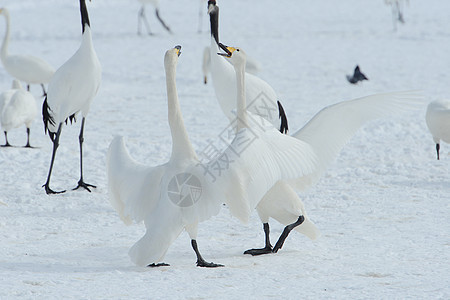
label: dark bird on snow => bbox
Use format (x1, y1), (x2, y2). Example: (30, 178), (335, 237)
(346, 65), (368, 84)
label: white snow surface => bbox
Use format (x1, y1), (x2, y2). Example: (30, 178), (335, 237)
(0, 0), (449, 298)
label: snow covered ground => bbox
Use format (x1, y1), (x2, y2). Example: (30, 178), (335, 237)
(0, 0), (449, 298)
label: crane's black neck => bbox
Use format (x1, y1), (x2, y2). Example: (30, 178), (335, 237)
(209, 4), (219, 44)
(80, 0), (91, 33)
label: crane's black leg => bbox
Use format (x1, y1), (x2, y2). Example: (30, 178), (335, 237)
(138, 6), (152, 35)
(155, 8), (172, 33)
(27, 84), (30, 91)
(436, 143), (440, 160)
(244, 223), (273, 256)
(191, 239), (223, 268)
(43, 124), (65, 194)
(73, 117), (96, 192)
(272, 216), (305, 253)
(1, 131), (11, 147)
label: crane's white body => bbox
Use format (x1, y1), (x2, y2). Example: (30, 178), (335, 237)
(46, 27), (101, 133)
(107, 48), (318, 266)
(42, 0), (101, 194)
(0, 8), (54, 86)
(209, 38), (279, 128)
(202, 45), (261, 85)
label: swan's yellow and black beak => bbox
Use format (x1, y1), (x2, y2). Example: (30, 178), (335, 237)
(217, 43), (236, 57)
(174, 45), (182, 57)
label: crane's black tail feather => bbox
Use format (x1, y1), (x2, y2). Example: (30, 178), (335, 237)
(42, 97), (55, 137)
(277, 100), (289, 134)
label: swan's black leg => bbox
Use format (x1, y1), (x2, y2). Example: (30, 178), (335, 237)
(24, 128), (33, 148)
(1, 131), (11, 147)
(191, 239), (223, 268)
(73, 117), (96, 192)
(43, 124), (65, 194)
(436, 143), (440, 160)
(244, 223), (273, 256)
(272, 216), (305, 253)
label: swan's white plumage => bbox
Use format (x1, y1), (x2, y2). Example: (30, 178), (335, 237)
(46, 27), (101, 133)
(107, 47), (318, 266)
(0, 8), (54, 86)
(0, 80), (19, 114)
(220, 115), (317, 223)
(425, 100), (450, 144)
(0, 80), (37, 133)
(290, 91), (423, 191)
(257, 181), (320, 240)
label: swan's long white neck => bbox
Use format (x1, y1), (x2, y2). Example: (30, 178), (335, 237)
(1, 10), (10, 60)
(234, 61), (248, 130)
(165, 60), (197, 161)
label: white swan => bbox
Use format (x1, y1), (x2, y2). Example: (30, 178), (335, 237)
(202, 45), (261, 85)
(425, 100), (450, 160)
(136, 0), (171, 35)
(0, 7), (55, 95)
(218, 42), (423, 255)
(107, 46), (318, 267)
(0, 80), (37, 147)
(42, 0), (101, 195)
(207, 1), (288, 133)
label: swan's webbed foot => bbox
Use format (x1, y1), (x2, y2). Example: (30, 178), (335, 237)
(191, 239), (224, 268)
(147, 263), (170, 267)
(73, 180), (96, 192)
(196, 258), (224, 268)
(244, 245), (273, 256)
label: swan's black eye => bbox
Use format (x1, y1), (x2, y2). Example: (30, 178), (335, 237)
(236, 49), (240, 51)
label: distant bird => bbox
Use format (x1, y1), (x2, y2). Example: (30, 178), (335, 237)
(202, 46), (261, 85)
(42, 0), (101, 194)
(0, 80), (37, 147)
(0, 7), (55, 95)
(425, 100), (450, 160)
(346, 65), (368, 84)
(107, 46), (317, 267)
(197, 0), (207, 33)
(136, 0), (172, 35)
(207, 0), (288, 133)
(385, 0), (408, 30)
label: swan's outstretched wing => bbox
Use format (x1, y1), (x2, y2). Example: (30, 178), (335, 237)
(107, 136), (165, 225)
(203, 115), (318, 223)
(291, 91), (423, 190)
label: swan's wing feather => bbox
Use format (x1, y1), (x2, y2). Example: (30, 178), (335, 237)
(291, 91), (423, 190)
(208, 115), (318, 223)
(107, 136), (165, 225)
